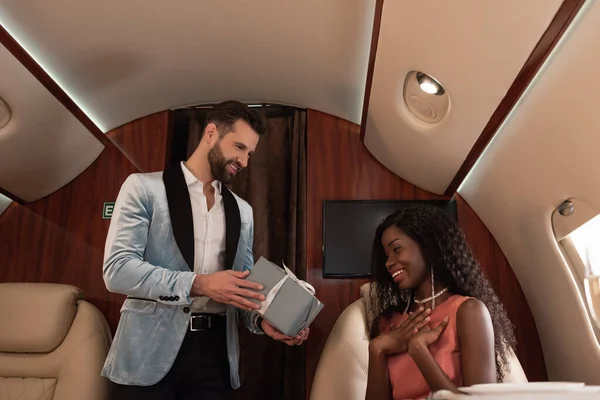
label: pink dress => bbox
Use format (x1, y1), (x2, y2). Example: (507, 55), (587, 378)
(379, 295), (470, 400)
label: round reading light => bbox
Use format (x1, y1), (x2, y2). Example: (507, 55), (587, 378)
(403, 71), (450, 124)
(416, 72), (445, 95)
(0, 96), (12, 130)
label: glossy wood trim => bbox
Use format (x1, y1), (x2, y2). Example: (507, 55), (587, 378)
(0, 185), (25, 204)
(164, 110), (176, 168)
(107, 111), (172, 172)
(444, 0), (586, 196)
(0, 25), (113, 147)
(359, 0), (384, 141)
(0, 200), (16, 218)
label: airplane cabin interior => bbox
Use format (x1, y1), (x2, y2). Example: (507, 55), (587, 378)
(1, 1), (600, 399)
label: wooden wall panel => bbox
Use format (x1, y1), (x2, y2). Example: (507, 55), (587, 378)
(305, 109), (546, 396)
(359, 0), (384, 142)
(0, 185), (25, 204)
(107, 111), (173, 172)
(455, 195), (547, 381)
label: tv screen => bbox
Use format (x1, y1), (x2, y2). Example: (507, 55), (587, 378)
(322, 200), (457, 277)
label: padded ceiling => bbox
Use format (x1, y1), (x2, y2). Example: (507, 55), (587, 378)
(0, 44), (103, 202)
(459, 1), (600, 382)
(0, 0), (376, 133)
(363, 0), (563, 195)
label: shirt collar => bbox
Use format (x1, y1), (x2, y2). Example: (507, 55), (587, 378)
(180, 161), (222, 193)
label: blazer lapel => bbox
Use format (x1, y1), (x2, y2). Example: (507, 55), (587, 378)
(163, 164), (195, 271)
(221, 185), (241, 270)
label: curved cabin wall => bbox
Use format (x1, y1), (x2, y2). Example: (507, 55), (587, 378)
(0, 109), (546, 394)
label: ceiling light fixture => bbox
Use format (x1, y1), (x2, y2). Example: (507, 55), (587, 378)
(0, 96), (12, 130)
(416, 72), (445, 95)
(403, 71), (450, 124)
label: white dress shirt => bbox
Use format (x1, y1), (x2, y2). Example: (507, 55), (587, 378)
(181, 162), (227, 314)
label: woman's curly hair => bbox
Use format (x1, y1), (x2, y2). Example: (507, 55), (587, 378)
(367, 204), (516, 381)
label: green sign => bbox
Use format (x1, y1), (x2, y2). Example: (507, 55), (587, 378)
(103, 202), (115, 219)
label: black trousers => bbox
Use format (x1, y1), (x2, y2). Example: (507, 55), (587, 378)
(110, 317), (233, 400)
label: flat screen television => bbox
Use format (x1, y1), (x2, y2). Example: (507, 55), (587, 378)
(322, 200), (457, 278)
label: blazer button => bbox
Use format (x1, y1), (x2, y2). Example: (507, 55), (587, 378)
(169, 296), (175, 301)
(159, 296), (165, 301)
(175, 296), (180, 301)
(183, 307), (190, 314)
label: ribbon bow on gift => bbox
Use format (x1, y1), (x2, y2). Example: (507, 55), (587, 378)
(257, 261), (315, 315)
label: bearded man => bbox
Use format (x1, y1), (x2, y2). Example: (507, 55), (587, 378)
(101, 101), (309, 400)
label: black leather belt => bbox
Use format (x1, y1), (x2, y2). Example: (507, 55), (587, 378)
(189, 313), (226, 332)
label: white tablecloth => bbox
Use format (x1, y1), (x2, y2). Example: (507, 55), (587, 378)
(428, 388), (600, 400)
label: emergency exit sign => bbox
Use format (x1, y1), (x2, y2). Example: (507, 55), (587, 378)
(103, 202), (115, 219)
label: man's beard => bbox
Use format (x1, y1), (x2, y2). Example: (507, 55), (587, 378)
(207, 141), (239, 184)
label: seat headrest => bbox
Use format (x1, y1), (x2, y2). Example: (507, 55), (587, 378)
(360, 282), (370, 300)
(0, 283), (83, 353)
(360, 282), (377, 330)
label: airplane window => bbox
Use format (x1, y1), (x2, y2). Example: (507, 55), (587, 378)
(568, 214), (600, 328)
(552, 198), (600, 334)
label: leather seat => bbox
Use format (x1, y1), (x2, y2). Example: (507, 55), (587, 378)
(310, 283), (527, 400)
(0, 283), (112, 400)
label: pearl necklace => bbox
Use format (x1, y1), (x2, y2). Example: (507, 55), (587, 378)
(414, 287), (448, 304)
(400, 269), (448, 316)
(415, 268), (447, 310)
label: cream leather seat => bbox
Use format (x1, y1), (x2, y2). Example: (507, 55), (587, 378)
(310, 284), (527, 400)
(0, 283), (112, 400)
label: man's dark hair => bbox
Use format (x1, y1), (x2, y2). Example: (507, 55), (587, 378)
(204, 101), (267, 137)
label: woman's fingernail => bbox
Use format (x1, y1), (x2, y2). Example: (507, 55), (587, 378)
(419, 307), (424, 311)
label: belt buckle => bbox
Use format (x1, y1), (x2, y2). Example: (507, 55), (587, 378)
(190, 315), (211, 331)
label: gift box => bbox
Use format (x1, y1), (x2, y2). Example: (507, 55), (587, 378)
(246, 257), (324, 337)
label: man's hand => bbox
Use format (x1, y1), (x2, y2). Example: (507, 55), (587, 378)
(191, 270), (265, 311)
(261, 319), (310, 346)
